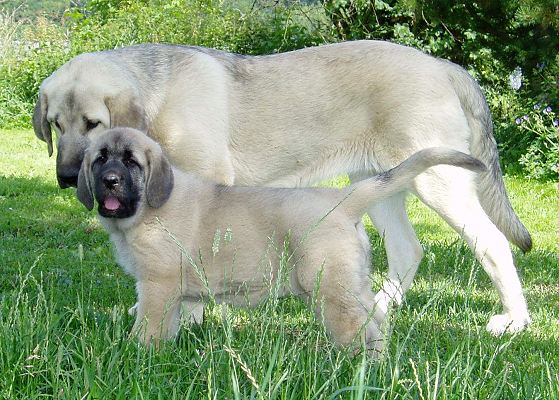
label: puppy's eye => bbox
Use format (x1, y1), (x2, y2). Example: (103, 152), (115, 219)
(85, 119), (101, 132)
(95, 148), (108, 164)
(123, 150), (139, 168)
(124, 158), (139, 168)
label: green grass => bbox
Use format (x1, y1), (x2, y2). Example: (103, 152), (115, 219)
(1, 129), (558, 399)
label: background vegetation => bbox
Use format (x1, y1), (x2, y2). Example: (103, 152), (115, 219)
(0, 0), (558, 178)
(1, 128), (558, 399)
(0, 1), (558, 398)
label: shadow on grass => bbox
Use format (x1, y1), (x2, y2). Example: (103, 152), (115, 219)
(0, 175), (134, 309)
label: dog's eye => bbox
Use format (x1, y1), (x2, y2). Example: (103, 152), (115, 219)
(85, 119), (101, 132)
(95, 148), (108, 164)
(123, 157), (139, 168)
(53, 120), (62, 132)
(122, 150), (139, 168)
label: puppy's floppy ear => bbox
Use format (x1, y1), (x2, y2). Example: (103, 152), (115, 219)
(105, 91), (148, 132)
(32, 93), (53, 157)
(77, 151), (94, 210)
(145, 145), (174, 209)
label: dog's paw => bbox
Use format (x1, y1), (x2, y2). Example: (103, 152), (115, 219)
(128, 303), (139, 316)
(486, 313), (531, 336)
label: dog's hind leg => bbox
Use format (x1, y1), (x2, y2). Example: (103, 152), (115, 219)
(412, 167), (530, 334)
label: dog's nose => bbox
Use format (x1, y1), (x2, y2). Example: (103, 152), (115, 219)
(103, 173), (121, 188)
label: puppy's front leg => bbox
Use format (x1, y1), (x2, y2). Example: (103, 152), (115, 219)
(180, 300), (204, 325)
(129, 300), (204, 326)
(131, 281), (181, 345)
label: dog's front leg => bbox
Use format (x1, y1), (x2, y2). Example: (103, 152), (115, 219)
(131, 281), (181, 345)
(180, 300), (204, 325)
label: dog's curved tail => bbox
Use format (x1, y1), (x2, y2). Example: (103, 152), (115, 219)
(448, 65), (532, 252)
(340, 147), (486, 220)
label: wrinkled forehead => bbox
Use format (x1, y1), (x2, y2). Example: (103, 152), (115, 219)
(44, 88), (81, 119)
(42, 58), (116, 120)
(44, 86), (111, 131)
(90, 129), (147, 157)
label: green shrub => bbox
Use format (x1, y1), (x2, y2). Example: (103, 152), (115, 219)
(0, 13), (73, 127)
(487, 52), (558, 177)
(1, 0), (557, 180)
(67, 0), (329, 54)
(516, 106), (559, 180)
(0, 0), (331, 128)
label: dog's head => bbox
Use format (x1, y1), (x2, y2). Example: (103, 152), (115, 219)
(77, 128), (173, 221)
(33, 53), (148, 189)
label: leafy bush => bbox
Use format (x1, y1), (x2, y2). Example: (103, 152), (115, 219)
(516, 106), (559, 180)
(1, 0), (558, 179)
(67, 0), (329, 54)
(0, 13), (72, 128)
(487, 53), (559, 177)
(0, 0), (330, 128)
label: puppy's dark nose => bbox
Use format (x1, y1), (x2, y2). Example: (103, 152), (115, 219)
(103, 173), (121, 189)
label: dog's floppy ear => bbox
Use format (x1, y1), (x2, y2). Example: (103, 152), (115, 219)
(77, 151), (94, 210)
(105, 92), (148, 132)
(32, 93), (54, 157)
(145, 145), (174, 209)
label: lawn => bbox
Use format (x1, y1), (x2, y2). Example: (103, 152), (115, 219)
(1, 129), (558, 399)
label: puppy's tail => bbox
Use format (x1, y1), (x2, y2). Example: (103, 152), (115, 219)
(340, 147), (486, 220)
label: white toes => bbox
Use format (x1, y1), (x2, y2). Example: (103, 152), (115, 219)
(374, 291), (391, 317)
(486, 313), (530, 336)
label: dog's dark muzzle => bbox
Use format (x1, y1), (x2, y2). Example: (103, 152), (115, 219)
(95, 161), (138, 219)
(103, 170), (123, 190)
(57, 172), (79, 188)
(56, 136), (88, 189)
(57, 159), (80, 188)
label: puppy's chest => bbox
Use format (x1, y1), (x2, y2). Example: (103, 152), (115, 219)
(109, 231), (138, 277)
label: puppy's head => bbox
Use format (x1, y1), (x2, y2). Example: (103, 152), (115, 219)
(77, 128), (174, 220)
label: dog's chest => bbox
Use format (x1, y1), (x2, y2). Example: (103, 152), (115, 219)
(109, 231), (139, 277)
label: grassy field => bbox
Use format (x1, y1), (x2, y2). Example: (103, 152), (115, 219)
(1, 129), (558, 399)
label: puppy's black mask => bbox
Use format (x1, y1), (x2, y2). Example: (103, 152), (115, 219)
(91, 147), (143, 219)
(77, 128), (174, 216)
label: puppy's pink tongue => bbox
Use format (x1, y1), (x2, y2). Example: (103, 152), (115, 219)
(104, 197), (120, 211)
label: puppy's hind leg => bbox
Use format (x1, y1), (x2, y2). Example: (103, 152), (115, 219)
(128, 302), (139, 316)
(305, 262), (386, 357)
(180, 300), (204, 325)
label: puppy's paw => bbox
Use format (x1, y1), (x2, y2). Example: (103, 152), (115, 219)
(364, 336), (385, 361)
(486, 313), (531, 336)
(128, 303), (139, 316)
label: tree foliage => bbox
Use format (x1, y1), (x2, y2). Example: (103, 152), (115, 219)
(322, 0), (558, 82)
(1, 0), (558, 178)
